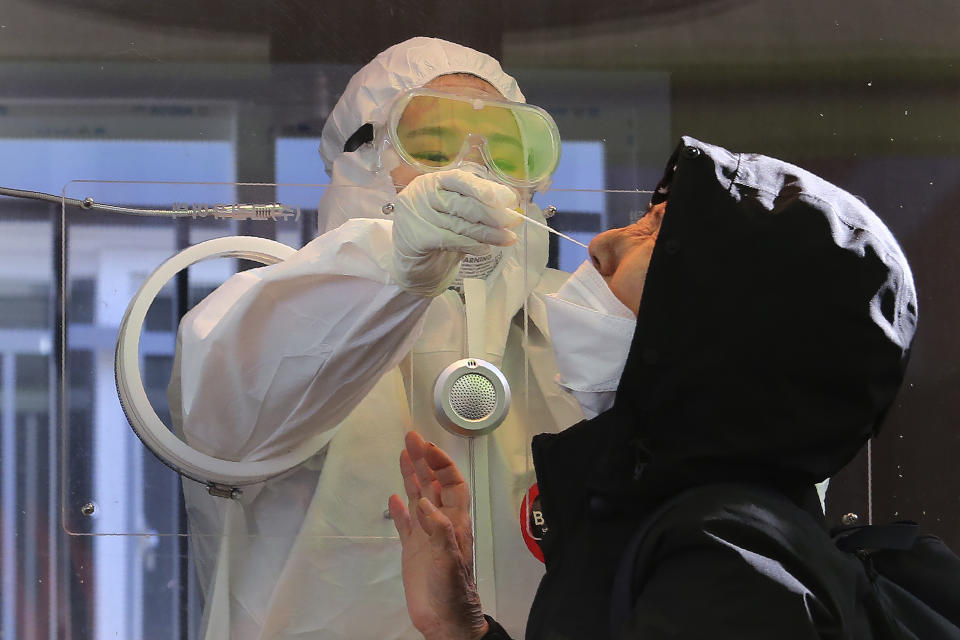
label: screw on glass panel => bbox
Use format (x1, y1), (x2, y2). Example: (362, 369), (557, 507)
(381, 202), (396, 215)
(81, 197), (95, 209)
(841, 513), (859, 526)
(80, 502), (96, 517)
(543, 205), (557, 219)
(207, 484), (243, 500)
(383, 509), (392, 520)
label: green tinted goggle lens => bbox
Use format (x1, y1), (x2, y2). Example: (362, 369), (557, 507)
(392, 92), (560, 187)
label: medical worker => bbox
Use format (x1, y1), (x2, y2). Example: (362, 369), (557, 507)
(168, 37), (595, 639)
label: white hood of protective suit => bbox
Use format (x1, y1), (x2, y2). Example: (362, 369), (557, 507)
(317, 37), (526, 234)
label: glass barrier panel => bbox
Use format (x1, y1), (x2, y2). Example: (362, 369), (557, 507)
(57, 180), (653, 638)
(61, 180), (317, 537)
(0, 192), (57, 640)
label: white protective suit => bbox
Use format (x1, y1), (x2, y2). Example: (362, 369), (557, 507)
(168, 37), (584, 640)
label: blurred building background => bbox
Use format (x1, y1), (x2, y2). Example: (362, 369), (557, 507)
(0, 0), (957, 638)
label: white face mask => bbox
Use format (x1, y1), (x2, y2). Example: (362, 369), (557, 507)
(545, 260), (636, 419)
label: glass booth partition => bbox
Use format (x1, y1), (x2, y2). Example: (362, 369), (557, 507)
(56, 180), (650, 638)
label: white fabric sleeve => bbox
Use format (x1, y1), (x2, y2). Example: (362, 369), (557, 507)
(168, 218), (431, 463)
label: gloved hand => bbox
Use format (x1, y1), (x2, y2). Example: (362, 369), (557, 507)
(390, 169), (522, 297)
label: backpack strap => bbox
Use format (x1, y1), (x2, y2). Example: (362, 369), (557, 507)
(833, 522), (920, 552)
(609, 482), (821, 636)
(608, 484), (788, 634)
(608, 490), (680, 635)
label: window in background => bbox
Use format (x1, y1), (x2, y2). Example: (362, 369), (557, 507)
(275, 137), (327, 245)
(0, 139), (235, 196)
(534, 140), (605, 272)
(275, 137), (327, 206)
(0, 100), (235, 640)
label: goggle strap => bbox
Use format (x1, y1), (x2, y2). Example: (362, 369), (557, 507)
(343, 123), (375, 153)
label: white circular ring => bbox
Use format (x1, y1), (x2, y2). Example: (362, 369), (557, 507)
(115, 235), (320, 488)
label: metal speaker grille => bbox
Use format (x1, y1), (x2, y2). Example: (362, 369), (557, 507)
(448, 373), (498, 421)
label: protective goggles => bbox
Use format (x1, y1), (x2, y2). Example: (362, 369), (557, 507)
(384, 88), (562, 189)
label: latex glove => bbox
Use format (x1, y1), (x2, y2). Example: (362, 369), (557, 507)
(388, 431), (489, 640)
(390, 169), (522, 296)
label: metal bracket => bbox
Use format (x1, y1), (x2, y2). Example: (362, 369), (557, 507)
(207, 484), (243, 500)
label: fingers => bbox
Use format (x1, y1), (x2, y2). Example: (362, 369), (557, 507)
(428, 187), (521, 231)
(405, 429), (428, 459)
(400, 431), (442, 506)
(394, 170), (524, 259)
(447, 218), (518, 247)
(415, 497), (459, 554)
(426, 172), (523, 245)
(404, 431), (442, 505)
(434, 226), (515, 256)
(404, 431), (472, 511)
(400, 448), (434, 509)
(422, 440), (464, 482)
(431, 193), (522, 234)
(400, 446), (423, 497)
(388, 493), (411, 541)
(425, 206), (518, 249)
(423, 442), (471, 512)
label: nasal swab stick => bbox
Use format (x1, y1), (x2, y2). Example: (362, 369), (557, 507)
(513, 209), (589, 249)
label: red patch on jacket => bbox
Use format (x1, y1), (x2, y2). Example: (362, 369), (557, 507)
(520, 483), (547, 563)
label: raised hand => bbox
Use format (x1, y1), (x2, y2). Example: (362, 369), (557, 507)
(388, 431), (489, 640)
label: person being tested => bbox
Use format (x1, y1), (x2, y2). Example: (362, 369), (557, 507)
(167, 37), (588, 639)
(388, 137), (919, 639)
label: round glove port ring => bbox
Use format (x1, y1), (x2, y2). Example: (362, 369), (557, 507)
(115, 235), (319, 492)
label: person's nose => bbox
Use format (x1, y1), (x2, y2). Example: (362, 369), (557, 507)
(462, 136), (485, 165)
(588, 229), (619, 276)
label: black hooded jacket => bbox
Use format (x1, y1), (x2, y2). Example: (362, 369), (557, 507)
(508, 137), (918, 639)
